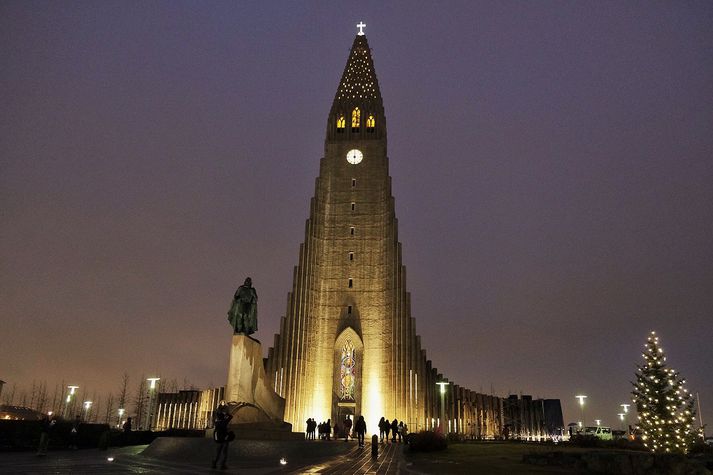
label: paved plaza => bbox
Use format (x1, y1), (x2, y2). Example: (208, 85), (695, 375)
(0, 440), (406, 474)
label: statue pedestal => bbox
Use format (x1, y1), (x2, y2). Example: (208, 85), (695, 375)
(225, 334), (297, 439)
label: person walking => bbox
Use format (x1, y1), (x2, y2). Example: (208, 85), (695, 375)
(343, 415), (352, 441)
(354, 415), (367, 447)
(325, 419), (331, 441)
(391, 419), (399, 443)
(378, 417), (387, 443)
(211, 409), (233, 469)
(384, 417), (391, 442)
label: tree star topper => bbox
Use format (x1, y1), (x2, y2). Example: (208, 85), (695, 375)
(357, 21), (366, 36)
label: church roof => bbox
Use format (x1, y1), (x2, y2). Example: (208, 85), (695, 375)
(333, 35), (382, 103)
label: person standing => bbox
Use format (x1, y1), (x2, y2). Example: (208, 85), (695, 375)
(343, 416), (352, 441)
(69, 415), (81, 450)
(354, 415), (367, 448)
(36, 415), (56, 456)
(391, 419), (399, 443)
(211, 409), (233, 470)
(384, 417), (391, 442)
(378, 417), (386, 443)
(325, 419), (331, 441)
(123, 417), (132, 433)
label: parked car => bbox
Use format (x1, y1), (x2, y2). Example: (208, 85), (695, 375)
(582, 426), (613, 440)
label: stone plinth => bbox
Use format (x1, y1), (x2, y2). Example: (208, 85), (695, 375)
(225, 334), (289, 431)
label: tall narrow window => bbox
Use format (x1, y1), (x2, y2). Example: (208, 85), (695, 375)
(336, 115), (346, 132)
(348, 278), (353, 288)
(340, 339), (356, 401)
(348, 305), (352, 315)
(366, 114), (375, 132)
(350, 227), (354, 235)
(351, 107), (360, 132)
(349, 251), (354, 261)
(352, 178), (356, 187)
(351, 202), (355, 211)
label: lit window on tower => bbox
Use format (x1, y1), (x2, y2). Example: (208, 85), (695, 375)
(366, 115), (375, 132)
(351, 107), (360, 132)
(336, 115), (345, 132)
(340, 339), (356, 401)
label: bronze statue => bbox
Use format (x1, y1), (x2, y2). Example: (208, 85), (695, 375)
(228, 277), (258, 335)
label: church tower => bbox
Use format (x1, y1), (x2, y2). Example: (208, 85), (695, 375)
(266, 29), (420, 432)
(264, 27), (560, 439)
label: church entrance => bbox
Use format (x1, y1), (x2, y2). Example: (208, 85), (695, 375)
(332, 327), (363, 435)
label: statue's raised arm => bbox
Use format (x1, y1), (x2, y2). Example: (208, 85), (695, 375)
(227, 277), (258, 335)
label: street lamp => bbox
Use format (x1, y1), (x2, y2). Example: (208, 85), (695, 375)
(64, 385), (79, 418)
(145, 377), (160, 430)
(83, 401), (93, 421)
(117, 408), (125, 428)
(575, 395), (587, 431)
(436, 381), (448, 434)
(618, 413), (625, 431)
(595, 419), (601, 426)
(620, 404), (630, 435)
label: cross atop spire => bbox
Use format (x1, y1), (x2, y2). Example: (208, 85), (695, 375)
(356, 21), (366, 36)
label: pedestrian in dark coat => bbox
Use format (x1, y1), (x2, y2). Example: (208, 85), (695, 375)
(378, 417), (386, 442)
(36, 415), (56, 456)
(391, 419), (399, 442)
(355, 415), (367, 447)
(211, 409), (233, 469)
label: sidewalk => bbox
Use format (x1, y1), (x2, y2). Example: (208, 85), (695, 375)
(0, 439), (406, 474)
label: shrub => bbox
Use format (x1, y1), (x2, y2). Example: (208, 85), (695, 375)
(408, 430), (447, 452)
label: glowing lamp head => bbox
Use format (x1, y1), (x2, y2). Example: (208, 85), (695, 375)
(575, 395), (587, 406)
(147, 377), (160, 390)
(436, 382), (448, 395)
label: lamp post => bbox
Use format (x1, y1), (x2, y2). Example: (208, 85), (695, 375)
(620, 404), (630, 436)
(575, 395), (587, 431)
(64, 385), (79, 419)
(595, 419), (601, 426)
(117, 408), (125, 428)
(83, 401), (93, 422)
(145, 377), (160, 431)
(618, 413), (625, 431)
(436, 381), (448, 435)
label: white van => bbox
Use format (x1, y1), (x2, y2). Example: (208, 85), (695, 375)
(583, 426), (613, 440)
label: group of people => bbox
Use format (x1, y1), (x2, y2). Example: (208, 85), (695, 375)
(378, 417), (407, 443)
(306, 415), (403, 448)
(305, 417), (335, 440)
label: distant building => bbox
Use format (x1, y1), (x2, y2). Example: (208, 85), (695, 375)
(0, 405), (44, 420)
(152, 387), (224, 431)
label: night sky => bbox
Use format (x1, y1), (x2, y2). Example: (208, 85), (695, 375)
(2, 1), (712, 429)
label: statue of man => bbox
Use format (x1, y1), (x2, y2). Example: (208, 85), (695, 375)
(227, 277), (258, 335)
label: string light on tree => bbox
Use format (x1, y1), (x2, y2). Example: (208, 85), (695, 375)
(632, 331), (698, 453)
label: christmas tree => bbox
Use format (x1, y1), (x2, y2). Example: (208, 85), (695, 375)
(632, 331), (698, 453)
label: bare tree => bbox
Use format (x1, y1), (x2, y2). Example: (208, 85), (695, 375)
(91, 390), (99, 422)
(134, 376), (147, 429)
(104, 393), (115, 424)
(4, 383), (16, 405)
(117, 373), (130, 426)
(165, 378), (178, 393)
(36, 381), (48, 414)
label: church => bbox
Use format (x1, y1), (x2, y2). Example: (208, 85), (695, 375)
(264, 26), (562, 439)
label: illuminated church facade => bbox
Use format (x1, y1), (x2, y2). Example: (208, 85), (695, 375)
(264, 29), (561, 439)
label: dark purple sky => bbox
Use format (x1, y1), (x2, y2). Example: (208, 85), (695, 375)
(2, 1), (712, 428)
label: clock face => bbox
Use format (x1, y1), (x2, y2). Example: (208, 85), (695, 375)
(346, 149), (363, 165)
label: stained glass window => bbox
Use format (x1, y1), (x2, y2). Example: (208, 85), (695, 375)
(351, 108), (360, 129)
(337, 115), (346, 130)
(340, 339), (356, 401)
(366, 115), (375, 128)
